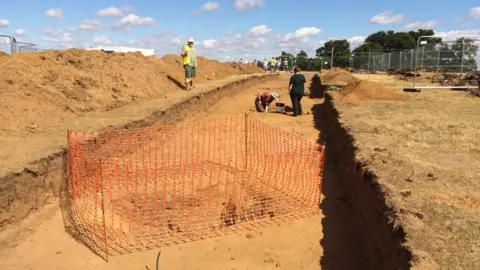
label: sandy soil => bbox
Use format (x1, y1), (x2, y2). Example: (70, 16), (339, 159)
(0, 49), (262, 135)
(338, 74), (480, 269)
(0, 74), (263, 178)
(0, 73), (368, 270)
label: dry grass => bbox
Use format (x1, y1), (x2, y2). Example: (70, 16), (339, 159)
(338, 74), (480, 269)
(352, 74), (436, 91)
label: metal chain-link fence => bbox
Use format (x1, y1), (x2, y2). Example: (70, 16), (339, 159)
(0, 34), (43, 54)
(350, 37), (479, 74)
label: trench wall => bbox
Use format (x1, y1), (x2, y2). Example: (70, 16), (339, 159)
(0, 74), (276, 229)
(317, 93), (413, 269)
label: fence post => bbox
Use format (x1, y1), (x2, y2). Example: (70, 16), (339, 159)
(66, 130), (74, 199)
(460, 40), (465, 75)
(367, 52), (370, 72)
(436, 50), (440, 70)
(388, 53), (391, 69)
(381, 54), (385, 71)
(330, 46), (334, 69)
(421, 46), (425, 69)
(98, 157), (109, 261)
(410, 50), (414, 69)
(399, 51), (402, 69)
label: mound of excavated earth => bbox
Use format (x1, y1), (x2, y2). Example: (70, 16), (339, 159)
(0, 49), (263, 134)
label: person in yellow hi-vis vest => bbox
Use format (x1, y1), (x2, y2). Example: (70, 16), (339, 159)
(269, 57), (276, 74)
(180, 37), (197, 90)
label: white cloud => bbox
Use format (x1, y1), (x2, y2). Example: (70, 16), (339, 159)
(202, 39), (219, 50)
(120, 6), (135, 13)
(78, 19), (103, 30)
(368, 12), (403, 24)
(248, 25), (272, 36)
(40, 27), (77, 49)
(42, 31), (74, 45)
(14, 29), (27, 36)
(93, 36), (112, 45)
(114, 14), (155, 31)
(172, 36), (183, 46)
(0, 19), (9, 28)
(131, 27), (379, 62)
(234, 0), (264, 12)
(139, 31), (170, 49)
(44, 8), (64, 19)
(434, 29), (480, 39)
(96, 7), (123, 17)
(348, 36), (367, 49)
(195, 2), (220, 13)
(403, 20), (440, 31)
(284, 27), (322, 41)
(467, 7), (480, 19)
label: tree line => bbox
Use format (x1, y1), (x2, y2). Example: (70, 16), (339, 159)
(258, 29), (478, 72)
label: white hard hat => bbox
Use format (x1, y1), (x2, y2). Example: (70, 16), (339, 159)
(187, 37), (195, 43)
(271, 93), (280, 100)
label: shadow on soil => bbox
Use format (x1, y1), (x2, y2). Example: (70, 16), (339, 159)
(309, 74), (413, 269)
(59, 153), (108, 261)
(167, 75), (186, 90)
(309, 76), (371, 269)
(309, 74), (327, 99)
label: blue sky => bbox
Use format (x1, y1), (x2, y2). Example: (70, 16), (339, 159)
(1, 0), (480, 61)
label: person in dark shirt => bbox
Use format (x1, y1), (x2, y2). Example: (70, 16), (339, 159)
(288, 66), (306, 116)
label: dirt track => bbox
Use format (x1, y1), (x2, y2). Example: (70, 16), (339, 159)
(0, 73), (369, 269)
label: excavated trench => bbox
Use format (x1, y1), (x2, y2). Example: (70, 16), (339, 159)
(312, 86), (413, 269)
(0, 74), (275, 230)
(1, 73), (413, 269)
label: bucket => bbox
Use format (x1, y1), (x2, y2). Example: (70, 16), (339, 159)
(275, 103), (286, 113)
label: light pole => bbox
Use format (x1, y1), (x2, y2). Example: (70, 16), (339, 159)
(410, 49), (414, 69)
(330, 46), (335, 69)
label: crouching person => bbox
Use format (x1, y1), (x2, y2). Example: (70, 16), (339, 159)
(255, 92), (279, 112)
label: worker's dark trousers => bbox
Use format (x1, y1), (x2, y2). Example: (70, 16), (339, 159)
(254, 97), (266, 112)
(290, 93), (303, 116)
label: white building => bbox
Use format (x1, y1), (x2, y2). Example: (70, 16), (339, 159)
(86, 46), (155, 56)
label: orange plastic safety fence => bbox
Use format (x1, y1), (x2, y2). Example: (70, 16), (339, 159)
(66, 114), (325, 256)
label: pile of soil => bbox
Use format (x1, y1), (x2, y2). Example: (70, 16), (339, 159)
(0, 49), (263, 133)
(440, 72), (479, 87)
(338, 80), (409, 105)
(322, 68), (360, 85)
(387, 68), (420, 81)
(461, 71), (480, 86)
(431, 74), (446, 81)
(0, 51), (7, 57)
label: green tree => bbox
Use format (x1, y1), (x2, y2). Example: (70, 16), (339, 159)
(439, 38), (478, 72)
(353, 42), (384, 53)
(362, 29), (439, 51)
(296, 50), (310, 70)
(279, 51), (295, 69)
(390, 32), (416, 50)
(408, 29), (440, 43)
(316, 39), (351, 68)
(365, 31), (395, 49)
